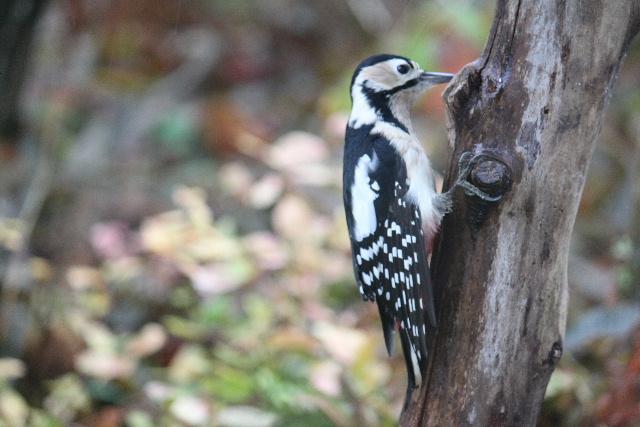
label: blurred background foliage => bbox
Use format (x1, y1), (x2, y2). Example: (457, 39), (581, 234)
(0, 0), (638, 426)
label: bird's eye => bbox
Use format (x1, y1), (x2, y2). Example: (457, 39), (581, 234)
(397, 64), (410, 74)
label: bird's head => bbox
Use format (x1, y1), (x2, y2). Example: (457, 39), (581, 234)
(348, 54), (453, 130)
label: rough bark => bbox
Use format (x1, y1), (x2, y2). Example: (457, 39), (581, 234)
(400, 0), (640, 426)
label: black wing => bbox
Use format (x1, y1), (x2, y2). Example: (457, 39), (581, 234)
(345, 136), (435, 388)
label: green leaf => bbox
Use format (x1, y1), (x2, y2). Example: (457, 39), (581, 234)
(126, 410), (155, 427)
(207, 365), (255, 403)
(197, 295), (233, 326)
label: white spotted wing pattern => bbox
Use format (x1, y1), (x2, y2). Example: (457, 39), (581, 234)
(349, 160), (436, 387)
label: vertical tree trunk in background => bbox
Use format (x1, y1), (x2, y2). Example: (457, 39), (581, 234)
(400, 0), (639, 426)
(0, 0), (50, 147)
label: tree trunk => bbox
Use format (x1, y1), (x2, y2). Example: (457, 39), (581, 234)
(400, 0), (640, 426)
(0, 0), (50, 145)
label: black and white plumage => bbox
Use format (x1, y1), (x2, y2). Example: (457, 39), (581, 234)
(343, 54), (453, 391)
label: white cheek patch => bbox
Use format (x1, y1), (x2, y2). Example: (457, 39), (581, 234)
(351, 153), (380, 241)
(349, 83), (377, 128)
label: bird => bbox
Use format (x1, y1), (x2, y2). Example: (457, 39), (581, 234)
(342, 54), (454, 392)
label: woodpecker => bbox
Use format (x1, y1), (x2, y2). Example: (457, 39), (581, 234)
(342, 54), (454, 391)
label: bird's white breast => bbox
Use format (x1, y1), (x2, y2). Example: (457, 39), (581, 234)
(372, 122), (441, 241)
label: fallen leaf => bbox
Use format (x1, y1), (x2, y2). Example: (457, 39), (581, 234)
(309, 360), (342, 397)
(216, 405), (278, 427)
(127, 323), (167, 359)
(170, 395), (211, 426)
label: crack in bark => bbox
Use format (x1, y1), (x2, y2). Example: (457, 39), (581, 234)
(509, 0), (522, 53)
(479, 13), (500, 71)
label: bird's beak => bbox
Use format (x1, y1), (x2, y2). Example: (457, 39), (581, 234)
(420, 71), (455, 85)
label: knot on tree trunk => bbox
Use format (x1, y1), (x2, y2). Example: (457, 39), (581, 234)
(455, 151), (511, 229)
(469, 156), (511, 199)
(456, 151), (511, 201)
